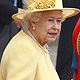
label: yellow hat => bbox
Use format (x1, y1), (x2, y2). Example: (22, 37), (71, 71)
(12, 0), (80, 21)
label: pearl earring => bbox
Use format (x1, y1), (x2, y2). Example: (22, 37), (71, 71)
(33, 27), (35, 30)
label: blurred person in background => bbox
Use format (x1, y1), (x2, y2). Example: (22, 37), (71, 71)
(72, 17), (80, 80)
(0, 0), (27, 62)
(56, 0), (80, 80)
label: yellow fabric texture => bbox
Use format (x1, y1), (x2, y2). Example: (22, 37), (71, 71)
(0, 30), (60, 80)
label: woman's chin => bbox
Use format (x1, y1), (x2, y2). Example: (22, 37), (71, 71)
(48, 38), (56, 43)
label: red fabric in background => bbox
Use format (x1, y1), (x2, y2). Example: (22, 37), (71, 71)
(72, 17), (80, 80)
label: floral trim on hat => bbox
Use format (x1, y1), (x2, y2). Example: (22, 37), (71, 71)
(29, 0), (56, 10)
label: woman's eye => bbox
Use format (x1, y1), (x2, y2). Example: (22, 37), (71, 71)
(57, 20), (62, 23)
(48, 19), (53, 21)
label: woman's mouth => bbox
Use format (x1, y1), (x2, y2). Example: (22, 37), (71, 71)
(48, 33), (57, 38)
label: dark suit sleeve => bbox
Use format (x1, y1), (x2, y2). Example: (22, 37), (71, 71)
(0, 0), (18, 25)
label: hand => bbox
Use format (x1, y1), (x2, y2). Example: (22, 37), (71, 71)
(73, 70), (78, 80)
(13, 8), (27, 28)
(18, 8), (28, 13)
(12, 20), (23, 28)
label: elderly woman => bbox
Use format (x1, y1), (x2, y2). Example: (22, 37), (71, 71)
(0, 0), (79, 80)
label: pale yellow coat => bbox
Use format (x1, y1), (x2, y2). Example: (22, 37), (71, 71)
(0, 30), (60, 80)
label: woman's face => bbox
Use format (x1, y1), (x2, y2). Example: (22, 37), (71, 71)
(32, 10), (63, 46)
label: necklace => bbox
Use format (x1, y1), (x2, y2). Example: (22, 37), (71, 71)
(25, 30), (49, 53)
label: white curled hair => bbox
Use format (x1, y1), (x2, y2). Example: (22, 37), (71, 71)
(22, 12), (42, 28)
(22, 11), (66, 28)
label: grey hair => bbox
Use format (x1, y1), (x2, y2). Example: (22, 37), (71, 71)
(22, 12), (42, 28)
(22, 11), (66, 28)
(61, 14), (66, 22)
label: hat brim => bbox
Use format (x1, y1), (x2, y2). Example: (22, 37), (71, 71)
(12, 8), (79, 21)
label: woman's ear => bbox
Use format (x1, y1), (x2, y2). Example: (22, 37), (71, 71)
(31, 20), (36, 27)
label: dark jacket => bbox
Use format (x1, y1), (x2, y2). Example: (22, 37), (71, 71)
(0, 0), (22, 61)
(0, 0), (22, 32)
(56, 0), (80, 80)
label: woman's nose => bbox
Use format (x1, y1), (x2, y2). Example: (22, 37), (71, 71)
(52, 21), (59, 29)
